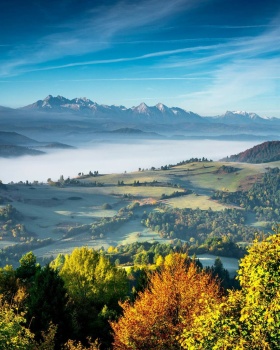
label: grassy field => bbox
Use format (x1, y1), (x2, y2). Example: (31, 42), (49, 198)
(168, 161), (269, 192)
(1, 159), (277, 261)
(163, 193), (231, 210)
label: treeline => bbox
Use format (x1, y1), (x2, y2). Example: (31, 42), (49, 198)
(0, 246), (234, 349)
(142, 206), (261, 251)
(0, 248), (128, 349)
(112, 233), (280, 349)
(0, 238), (53, 267)
(106, 240), (239, 289)
(0, 204), (34, 242)
(161, 189), (192, 199)
(212, 167), (280, 221)
(64, 202), (141, 239)
(156, 157), (213, 171)
(215, 165), (239, 174)
(223, 140), (280, 163)
(173, 156), (213, 166)
(1, 233), (279, 349)
(106, 240), (189, 265)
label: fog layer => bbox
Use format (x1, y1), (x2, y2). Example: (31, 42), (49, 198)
(0, 140), (259, 183)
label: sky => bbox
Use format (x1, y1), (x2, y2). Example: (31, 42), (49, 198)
(0, 0), (279, 117)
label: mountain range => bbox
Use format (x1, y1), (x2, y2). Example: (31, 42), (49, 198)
(0, 95), (279, 145)
(21, 95), (279, 126)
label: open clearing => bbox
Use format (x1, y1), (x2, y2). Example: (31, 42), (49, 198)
(163, 193), (231, 210)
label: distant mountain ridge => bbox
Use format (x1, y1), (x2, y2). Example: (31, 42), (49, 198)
(0, 131), (74, 158)
(221, 141), (280, 163)
(0, 131), (39, 146)
(0, 145), (45, 157)
(209, 111), (278, 124)
(21, 95), (280, 125)
(0, 95), (277, 139)
(21, 95), (203, 123)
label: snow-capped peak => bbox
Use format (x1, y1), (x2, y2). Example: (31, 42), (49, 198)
(135, 102), (149, 113)
(156, 103), (168, 112)
(224, 110), (262, 120)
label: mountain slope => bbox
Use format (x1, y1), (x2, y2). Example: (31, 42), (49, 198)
(21, 95), (280, 126)
(5, 95), (278, 139)
(0, 131), (39, 146)
(21, 95), (206, 124)
(0, 145), (45, 157)
(221, 141), (280, 163)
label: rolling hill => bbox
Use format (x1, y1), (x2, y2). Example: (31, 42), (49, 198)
(221, 141), (280, 163)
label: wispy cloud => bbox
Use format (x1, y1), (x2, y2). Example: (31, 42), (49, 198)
(58, 77), (213, 82)
(12, 44), (228, 74)
(0, 0), (202, 77)
(179, 57), (280, 115)
(199, 24), (279, 29)
(158, 25), (280, 69)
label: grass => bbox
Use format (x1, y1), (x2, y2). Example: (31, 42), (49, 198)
(106, 185), (185, 198)
(169, 161), (269, 192)
(2, 159), (278, 261)
(163, 193), (231, 211)
(83, 170), (173, 186)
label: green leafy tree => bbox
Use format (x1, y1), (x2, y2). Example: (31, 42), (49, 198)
(0, 297), (34, 349)
(59, 247), (129, 345)
(26, 264), (70, 348)
(180, 233), (280, 349)
(0, 265), (18, 303)
(16, 251), (39, 283)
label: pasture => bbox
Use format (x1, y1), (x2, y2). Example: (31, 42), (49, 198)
(0, 159), (275, 261)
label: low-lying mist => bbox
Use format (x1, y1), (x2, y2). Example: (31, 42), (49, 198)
(0, 139), (259, 183)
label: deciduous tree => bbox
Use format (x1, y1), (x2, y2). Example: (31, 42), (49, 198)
(111, 254), (221, 349)
(180, 233), (280, 349)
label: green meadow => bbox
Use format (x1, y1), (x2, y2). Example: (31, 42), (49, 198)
(1, 160), (278, 260)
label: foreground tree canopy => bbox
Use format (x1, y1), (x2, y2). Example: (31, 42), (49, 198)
(179, 233), (280, 349)
(0, 234), (279, 349)
(111, 253), (221, 349)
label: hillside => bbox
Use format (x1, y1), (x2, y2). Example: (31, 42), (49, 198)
(0, 145), (45, 157)
(0, 131), (39, 146)
(221, 141), (280, 163)
(0, 131), (74, 157)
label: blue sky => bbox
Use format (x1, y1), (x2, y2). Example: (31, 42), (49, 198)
(0, 0), (279, 116)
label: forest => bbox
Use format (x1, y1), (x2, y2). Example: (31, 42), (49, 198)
(212, 167), (280, 221)
(0, 231), (279, 349)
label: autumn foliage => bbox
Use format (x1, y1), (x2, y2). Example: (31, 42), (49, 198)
(179, 233), (280, 349)
(111, 254), (221, 349)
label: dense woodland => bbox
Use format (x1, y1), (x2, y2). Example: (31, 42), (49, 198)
(212, 167), (280, 221)
(222, 141), (280, 163)
(0, 232), (279, 349)
(142, 206), (260, 252)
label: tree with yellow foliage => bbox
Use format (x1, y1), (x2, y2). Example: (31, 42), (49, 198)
(179, 233), (280, 349)
(0, 297), (34, 349)
(58, 247), (129, 346)
(111, 253), (221, 349)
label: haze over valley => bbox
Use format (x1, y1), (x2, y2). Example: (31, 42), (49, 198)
(0, 139), (262, 183)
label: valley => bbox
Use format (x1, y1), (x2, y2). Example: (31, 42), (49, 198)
(1, 157), (279, 267)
